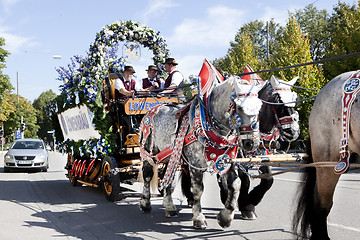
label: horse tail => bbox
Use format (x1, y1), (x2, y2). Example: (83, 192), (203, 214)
(150, 164), (158, 193)
(292, 138), (316, 239)
(180, 164), (194, 206)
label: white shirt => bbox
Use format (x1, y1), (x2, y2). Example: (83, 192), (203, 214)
(169, 70), (184, 86)
(115, 78), (141, 91)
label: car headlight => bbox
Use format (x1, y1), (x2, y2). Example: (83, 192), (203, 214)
(4, 154), (14, 160)
(37, 154), (46, 160)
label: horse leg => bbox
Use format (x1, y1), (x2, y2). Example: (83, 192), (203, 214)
(217, 166), (240, 228)
(245, 166), (274, 219)
(140, 161), (154, 213)
(237, 168), (256, 220)
(162, 182), (178, 217)
(189, 168), (207, 229)
(217, 173), (229, 205)
(181, 164), (195, 207)
(309, 167), (339, 240)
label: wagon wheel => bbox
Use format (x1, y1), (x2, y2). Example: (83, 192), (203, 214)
(101, 156), (120, 202)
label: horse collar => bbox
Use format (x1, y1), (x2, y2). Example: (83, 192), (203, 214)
(335, 70), (360, 174)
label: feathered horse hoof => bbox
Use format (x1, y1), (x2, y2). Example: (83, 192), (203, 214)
(239, 210), (257, 220)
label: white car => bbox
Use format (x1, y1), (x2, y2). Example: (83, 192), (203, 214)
(4, 139), (49, 172)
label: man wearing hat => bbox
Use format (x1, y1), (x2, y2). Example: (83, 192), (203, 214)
(114, 65), (137, 98)
(142, 65), (162, 91)
(114, 65), (139, 134)
(162, 57), (184, 94)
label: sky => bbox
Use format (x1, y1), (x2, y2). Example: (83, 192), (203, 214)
(0, 0), (357, 102)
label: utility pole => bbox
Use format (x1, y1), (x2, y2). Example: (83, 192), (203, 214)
(266, 21), (270, 61)
(17, 72), (19, 103)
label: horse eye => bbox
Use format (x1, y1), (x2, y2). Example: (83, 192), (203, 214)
(251, 122), (259, 130)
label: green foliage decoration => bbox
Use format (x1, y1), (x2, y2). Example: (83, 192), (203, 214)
(48, 20), (170, 158)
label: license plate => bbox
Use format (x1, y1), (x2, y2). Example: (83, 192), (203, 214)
(18, 161), (29, 164)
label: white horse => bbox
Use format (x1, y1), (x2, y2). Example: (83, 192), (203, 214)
(293, 70), (360, 239)
(139, 76), (264, 229)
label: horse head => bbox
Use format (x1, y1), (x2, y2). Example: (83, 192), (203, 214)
(259, 75), (300, 142)
(232, 76), (264, 152)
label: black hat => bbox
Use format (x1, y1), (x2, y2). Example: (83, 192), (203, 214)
(146, 65), (158, 71)
(123, 65), (135, 73)
(164, 57), (178, 66)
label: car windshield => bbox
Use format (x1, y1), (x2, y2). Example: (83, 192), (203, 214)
(12, 141), (44, 150)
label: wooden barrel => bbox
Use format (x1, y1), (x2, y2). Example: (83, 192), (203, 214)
(85, 159), (102, 183)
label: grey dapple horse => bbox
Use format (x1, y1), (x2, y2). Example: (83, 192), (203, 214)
(215, 75), (300, 219)
(139, 76), (264, 229)
(293, 70), (360, 240)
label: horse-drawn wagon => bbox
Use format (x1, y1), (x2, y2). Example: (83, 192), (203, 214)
(50, 20), (312, 233)
(63, 75), (180, 201)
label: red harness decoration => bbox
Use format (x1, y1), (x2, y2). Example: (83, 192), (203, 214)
(140, 99), (241, 189)
(159, 112), (190, 190)
(334, 70), (360, 174)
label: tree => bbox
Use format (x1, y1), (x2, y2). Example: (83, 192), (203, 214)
(270, 17), (325, 139)
(213, 19), (282, 75)
(33, 90), (57, 143)
(213, 33), (260, 75)
(0, 37), (14, 117)
(237, 19), (283, 65)
(0, 91), (16, 123)
(323, 1), (360, 79)
(293, 4), (331, 61)
(5, 94), (38, 139)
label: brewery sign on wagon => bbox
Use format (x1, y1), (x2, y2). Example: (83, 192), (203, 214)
(57, 105), (100, 141)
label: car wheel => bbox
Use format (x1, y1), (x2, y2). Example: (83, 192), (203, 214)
(4, 167), (10, 173)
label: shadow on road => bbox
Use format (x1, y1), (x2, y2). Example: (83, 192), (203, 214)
(0, 169), (295, 239)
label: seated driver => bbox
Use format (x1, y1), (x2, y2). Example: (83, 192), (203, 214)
(115, 65), (137, 98)
(114, 65), (139, 134)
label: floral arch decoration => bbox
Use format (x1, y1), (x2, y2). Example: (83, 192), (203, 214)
(50, 20), (171, 156)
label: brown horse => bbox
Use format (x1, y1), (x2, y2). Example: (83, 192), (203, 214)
(293, 70), (360, 239)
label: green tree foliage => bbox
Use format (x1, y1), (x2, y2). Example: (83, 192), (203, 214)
(323, 1), (360, 79)
(0, 91), (16, 123)
(213, 19), (282, 75)
(293, 4), (331, 61)
(33, 89), (57, 142)
(0, 37), (14, 114)
(237, 19), (283, 64)
(213, 33), (260, 74)
(271, 17), (325, 139)
(5, 94), (38, 138)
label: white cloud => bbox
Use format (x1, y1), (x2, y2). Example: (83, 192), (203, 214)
(259, 6), (291, 25)
(168, 5), (245, 51)
(142, 0), (180, 23)
(0, 27), (34, 53)
(1, 0), (19, 13)
(177, 54), (206, 79)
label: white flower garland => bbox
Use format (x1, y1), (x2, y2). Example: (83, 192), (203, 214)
(52, 20), (171, 156)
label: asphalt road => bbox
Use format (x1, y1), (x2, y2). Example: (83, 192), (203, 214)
(0, 151), (359, 240)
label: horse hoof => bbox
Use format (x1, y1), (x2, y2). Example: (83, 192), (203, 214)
(193, 219), (207, 229)
(140, 205), (152, 214)
(240, 210), (257, 220)
(165, 210), (178, 218)
(217, 210), (232, 228)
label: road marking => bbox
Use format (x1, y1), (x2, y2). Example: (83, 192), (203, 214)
(329, 222), (360, 233)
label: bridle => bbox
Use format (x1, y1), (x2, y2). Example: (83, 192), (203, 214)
(269, 93), (299, 142)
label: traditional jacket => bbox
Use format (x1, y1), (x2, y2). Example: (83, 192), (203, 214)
(164, 70), (179, 88)
(115, 77), (136, 99)
(142, 77), (161, 89)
